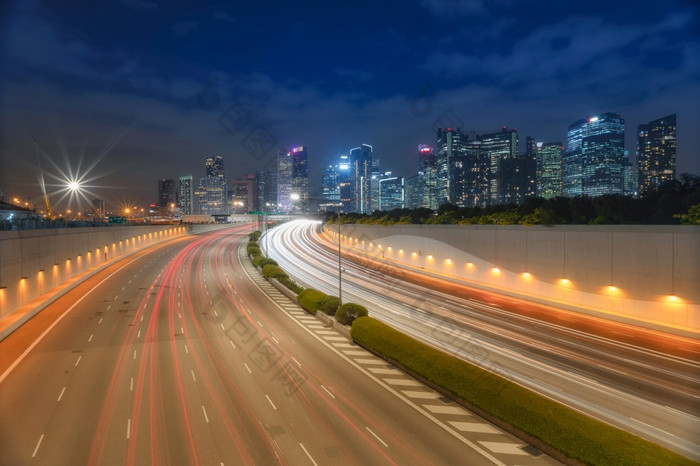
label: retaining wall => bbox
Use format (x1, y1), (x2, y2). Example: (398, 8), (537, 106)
(0, 225), (188, 320)
(324, 224), (700, 331)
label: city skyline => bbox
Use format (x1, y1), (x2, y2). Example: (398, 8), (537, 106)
(1, 1), (698, 210)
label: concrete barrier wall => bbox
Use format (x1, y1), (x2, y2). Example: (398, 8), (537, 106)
(324, 224), (700, 330)
(0, 225), (188, 320)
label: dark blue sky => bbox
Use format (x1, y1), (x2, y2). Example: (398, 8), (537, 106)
(1, 0), (698, 210)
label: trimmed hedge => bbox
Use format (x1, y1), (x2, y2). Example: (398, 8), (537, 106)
(249, 231), (261, 241)
(279, 277), (304, 294)
(247, 245), (261, 257)
(262, 264), (288, 280)
(350, 316), (694, 466)
(297, 289), (329, 314)
(320, 296), (340, 316)
(252, 256), (278, 267)
(335, 303), (368, 325)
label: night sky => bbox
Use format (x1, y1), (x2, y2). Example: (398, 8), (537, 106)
(1, 0), (698, 211)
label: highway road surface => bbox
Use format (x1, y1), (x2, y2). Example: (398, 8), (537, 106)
(263, 220), (700, 462)
(0, 224), (559, 465)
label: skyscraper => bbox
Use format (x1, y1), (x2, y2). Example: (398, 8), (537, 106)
(290, 146), (309, 211)
(419, 145), (438, 210)
(370, 159), (381, 212)
(277, 149), (293, 213)
(436, 128), (468, 206)
(322, 164), (340, 206)
(379, 175), (404, 211)
(338, 154), (353, 212)
(637, 114), (676, 196)
(158, 179), (176, 210)
(229, 174), (257, 213)
(350, 144), (373, 214)
(256, 168), (278, 212)
(206, 155), (224, 178)
(537, 143), (563, 199)
(199, 155), (227, 215)
(564, 113), (625, 197)
(404, 172), (423, 209)
(178, 175), (194, 215)
(480, 127), (518, 205)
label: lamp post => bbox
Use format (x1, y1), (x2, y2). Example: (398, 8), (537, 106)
(291, 193), (343, 308)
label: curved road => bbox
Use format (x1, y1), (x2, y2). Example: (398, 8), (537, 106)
(0, 225), (558, 465)
(263, 220), (700, 461)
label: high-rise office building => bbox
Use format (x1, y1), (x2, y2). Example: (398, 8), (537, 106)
(198, 176), (227, 214)
(178, 175), (194, 215)
(379, 174), (404, 211)
(206, 155), (224, 178)
(290, 146), (309, 212)
(256, 169), (278, 212)
(158, 179), (176, 210)
(277, 149), (293, 213)
(338, 154), (353, 212)
(229, 174), (257, 213)
(637, 114), (676, 196)
(350, 144), (373, 214)
(564, 113), (625, 197)
(419, 145), (438, 210)
(370, 159), (381, 212)
(436, 128), (469, 206)
(322, 164), (340, 206)
(405, 172), (423, 209)
(500, 153), (536, 205)
(199, 155), (228, 215)
(537, 143), (563, 199)
(480, 127), (518, 205)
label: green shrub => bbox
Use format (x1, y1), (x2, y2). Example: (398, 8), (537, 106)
(249, 231), (261, 241)
(247, 245), (261, 257)
(320, 296), (340, 316)
(248, 240), (259, 247)
(297, 288), (329, 314)
(350, 317), (693, 466)
(262, 264), (288, 280)
(335, 303), (368, 325)
(252, 256), (278, 267)
(279, 277), (304, 294)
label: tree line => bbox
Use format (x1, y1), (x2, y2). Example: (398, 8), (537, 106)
(327, 174), (700, 226)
